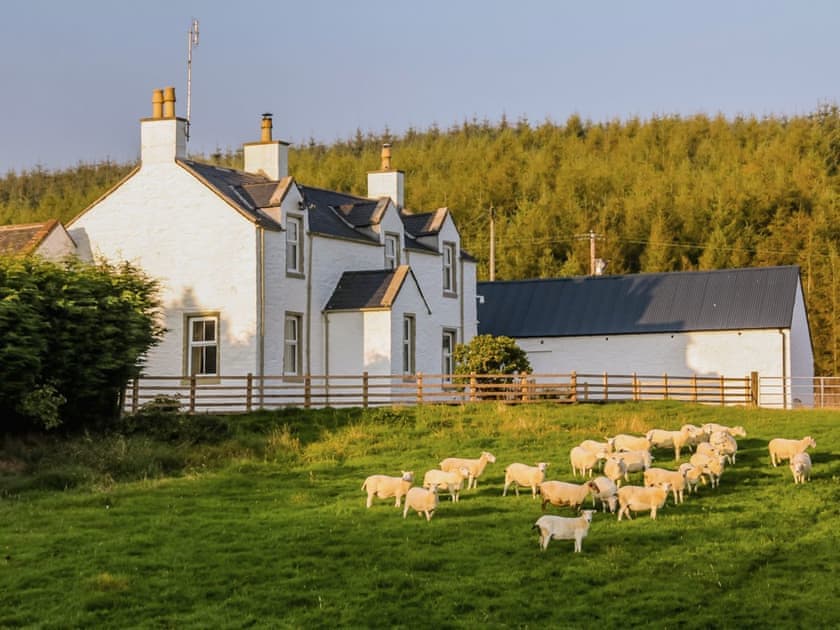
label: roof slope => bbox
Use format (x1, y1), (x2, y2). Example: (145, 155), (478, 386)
(324, 266), (430, 313)
(478, 266), (802, 338)
(0, 219), (63, 256)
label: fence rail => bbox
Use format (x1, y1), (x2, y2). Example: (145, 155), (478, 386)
(124, 371), (760, 414)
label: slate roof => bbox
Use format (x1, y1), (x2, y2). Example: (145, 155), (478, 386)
(0, 219), (65, 256)
(477, 266), (802, 338)
(324, 265), (430, 313)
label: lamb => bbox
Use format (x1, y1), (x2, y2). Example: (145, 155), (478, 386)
(403, 485), (439, 521)
(617, 483), (671, 520)
(570, 446), (600, 478)
(603, 456), (628, 487)
(609, 449), (652, 479)
(768, 436), (816, 467)
(703, 423), (747, 438)
(587, 476), (619, 513)
(612, 434), (652, 453)
(690, 452), (725, 488)
(790, 452), (812, 484)
(643, 467), (686, 505)
(503, 462), (549, 498)
(646, 426), (699, 460)
(423, 466), (470, 502)
(440, 451), (497, 489)
(362, 471), (414, 508)
(532, 510), (595, 552)
(709, 430), (738, 464)
(678, 463), (704, 494)
(538, 480), (593, 512)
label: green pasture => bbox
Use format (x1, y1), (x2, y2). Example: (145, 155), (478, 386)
(1, 402), (838, 628)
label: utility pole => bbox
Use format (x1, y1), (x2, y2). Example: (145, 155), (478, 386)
(489, 205), (496, 281)
(575, 229), (605, 276)
(186, 18), (199, 142)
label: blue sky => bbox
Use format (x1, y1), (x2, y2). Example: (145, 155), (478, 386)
(1, 0), (838, 174)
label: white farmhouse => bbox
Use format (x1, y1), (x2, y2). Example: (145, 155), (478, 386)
(477, 266), (814, 407)
(68, 87), (477, 395)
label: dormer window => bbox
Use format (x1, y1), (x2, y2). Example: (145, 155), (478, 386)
(443, 241), (457, 296)
(384, 233), (400, 269)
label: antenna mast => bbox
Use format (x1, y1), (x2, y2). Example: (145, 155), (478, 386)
(186, 18), (199, 141)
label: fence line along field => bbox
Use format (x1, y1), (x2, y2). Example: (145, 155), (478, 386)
(1, 401), (838, 628)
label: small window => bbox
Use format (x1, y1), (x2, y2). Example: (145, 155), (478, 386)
(188, 315), (218, 376)
(286, 215), (304, 275)
(384, 233), (400, 269)
(402, 315), (416, 375)
(442, 242), (457, 294)
(284, 313), (302, 376)
(442, 329), (456, 379)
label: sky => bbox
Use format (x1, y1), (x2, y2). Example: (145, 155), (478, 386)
(1, 0), (839, 174)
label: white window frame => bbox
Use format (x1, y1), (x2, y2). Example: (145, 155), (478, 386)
(402, 315), (416, 375)
(443, 242), (457, 295)
(286, 215), (304, 275)
(187, 314), (219, 377)
(284, 313), (303, 377)
(384, 233), (400, 270)
(442, 329), (457, 380)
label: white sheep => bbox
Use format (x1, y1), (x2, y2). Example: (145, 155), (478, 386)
(703, 423), (747, 438)
(570, 446), (600, 478)
(403, 485), (439, 521)
(587, 476), (618, 513)
(646, 426), (699, 461)
(533, 510), (595, 552)
(617, 484), (671, 520)
(678, 463), (704, 494)
(503, 462), (549, 498)
(709, 430), (738, 465)
(609, 449), (652, 479)
(603, 456), (628, 487)
(643, 467), (686, 505)
(578, 438), (614, 455)
(423, 466), (470, 502)
(440, 451), (497, 489)
(790, 452), (812, 484)
(538, 480), (593, 511)
(612, 434), (652, 453)
(690, 452), (725, 488)
(768, 436), (816, 467)
(361, 471), (414, 508)
(681, 423), (708, 450)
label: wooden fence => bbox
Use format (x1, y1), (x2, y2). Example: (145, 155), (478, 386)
(123, 371), (757, 414)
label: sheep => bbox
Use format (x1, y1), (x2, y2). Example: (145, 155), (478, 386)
(768, 436), (816, 467)
(570, 446), (600, 478)
(612, 434), (652, 453)
(578, 438), (614, 455)
(440, 451), (497, 489)
(538, 480), (593, 512)
(503, 462), (549, 498)
(678, 463), (704, 495)
(709, 430), (738, 465)
(423, 466), (470, 502)
(703, 423), (747, 438)
(603, 456), (628, 487)
(695, 441), (724, 460)
(690, 452), (725, 488)
(609, 449), (652, 479)
(533, 510), (595, 552)
(587, 476), (618, 513)
(617, 484), (671, 521)
(362, 471), (414, 508)
(643, 467), (686, 505)
(790, 452), (812, 484)
(646, 426), (699, 460)
(681, 423), (709, 451)
(403, 485), (439, 521)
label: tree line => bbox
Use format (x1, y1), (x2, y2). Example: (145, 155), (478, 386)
(3, 107), (840, 374)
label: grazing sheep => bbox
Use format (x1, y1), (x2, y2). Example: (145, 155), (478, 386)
(690, 452), (725, 488)
(768, 436), (816, 467)
(603, 456), (628, 487)
(646, 426), (699, 460)
(790, 452), (812, 484)
(578, 438), (614, 455)
(612, 434), (652, 453)
(587, 476), (619, 513)
(703, 423), (747, 438)
(643, 467), (686, 505)
(681, 423), (708, 451)
(403, 485), (439, 521)
(570, 446), (600, 478)
(440, 451), (497, 489)
(678, 463), (704, 495)
(695, 442), (724, 460)
(709, 430), (738, 465)
(533, 510), (595, 552)
(423, 466), (470, 502)
(538, 480), (593, 512)
(503, 462), (549, 498)
(362, 471), (414, 508)
(609, 450), (652, 479)
(617, 484), (671, 521)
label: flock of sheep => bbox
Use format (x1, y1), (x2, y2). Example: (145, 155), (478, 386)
(361, 423), (818, 553)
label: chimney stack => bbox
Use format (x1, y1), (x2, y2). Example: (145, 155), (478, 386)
(140, 87), (186, 164)
(260, 113), (273, 142)
(367, 143), (404, 208)
(162, 86), (176, 118)
(152, 89), (164, 119)
(243, 113), (288, 181)
(380, 143), (392, 170)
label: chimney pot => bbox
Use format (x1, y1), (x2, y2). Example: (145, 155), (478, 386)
(261, 113), (273, 142)
(162, 86), (176, 118)
(380, 143), (392, 170)
(152, 89), (164, 119)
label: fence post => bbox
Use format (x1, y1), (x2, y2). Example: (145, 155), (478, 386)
(663, 373), (669, 400)
(470, 374), (477, 402)
(131, 377), (139, 414)
(632, 373), (639, 401)
(603, 372), (608, 402)
(569, 371), (577, 403)
(750, 371), (759, 407)
(189, 375), (197, 413)
(416, 372), (424, 405)
(304, 375), (311, 409)
(363, 372), (369, 408)
(719, 375), (725, 406)
(520, 374), (528, 401)
(692, 374), (698, 403)
(246, 373), (253, 412)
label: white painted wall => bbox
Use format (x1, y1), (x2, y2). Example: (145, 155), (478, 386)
(37, 225), (78, 260)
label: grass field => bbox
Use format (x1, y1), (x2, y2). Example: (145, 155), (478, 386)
(1, 401), (839, 629)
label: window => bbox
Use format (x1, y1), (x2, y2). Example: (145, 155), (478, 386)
(384, 233), (400, 269)
(286, 215), (303, 275)
(442, 242), (457, 294)
(442, 329), (456, 379)
(284, 313), (302, 376)
(402, 315), (415, 375)
(187, 315), (218, 376)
